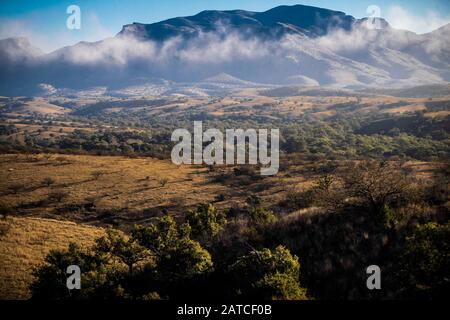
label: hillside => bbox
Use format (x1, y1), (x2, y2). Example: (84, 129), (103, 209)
(0, 2), (449, 302)
(1, 4), (449, 95)
(0, 217), (104, 299)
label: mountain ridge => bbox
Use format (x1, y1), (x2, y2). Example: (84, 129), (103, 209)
(0, 4), (449, 96)
(118, 4), (359, 41)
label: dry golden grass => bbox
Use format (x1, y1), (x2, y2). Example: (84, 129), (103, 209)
(0, 154), (442, 300)
(382, 104), (427, 114)
(173, 95), (449, 119)
(0, 154), (439, 226)
(0, 153), (343, 227)
(0, 154), (233, 223)
(0, 216), (104, 299)
(424, 110), (450, 118)
(2, 95), (448, 134)
(7, 98), (68, 116)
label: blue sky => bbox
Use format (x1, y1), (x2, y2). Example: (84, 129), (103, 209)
(1, 0), (450, 52)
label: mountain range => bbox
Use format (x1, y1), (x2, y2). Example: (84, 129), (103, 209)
(0, 4), (449, 96)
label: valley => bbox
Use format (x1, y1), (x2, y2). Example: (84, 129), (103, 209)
(0, 89), (448, 299)
(0, 2), (449, 302)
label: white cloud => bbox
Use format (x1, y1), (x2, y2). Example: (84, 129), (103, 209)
(81, 12), (115, 43)
(0, 12), (115, 53)
(386, 5), (450, 34)
(1, 17), (448, 89)
(0, 18), (33, 41)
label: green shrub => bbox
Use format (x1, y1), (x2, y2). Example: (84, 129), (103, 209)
(249, 207), (277, 225)
(230, 245), (307, 299)
(133, 216), (213, 281)
(254, 272), (307, 300)
(186, 203), (227, 240)
(400, 222), (450, 299)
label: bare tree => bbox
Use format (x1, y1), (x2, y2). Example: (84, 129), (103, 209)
(340, 160), (411, 216)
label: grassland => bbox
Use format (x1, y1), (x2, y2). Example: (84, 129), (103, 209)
(0, 153), (439, 225)
(0, 90), (448, 300)
(0, 153), (323, 224)
(0, 216), (104, 299)
(0, 154), (232, 224)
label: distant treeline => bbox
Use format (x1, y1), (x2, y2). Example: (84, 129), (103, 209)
(1, 110), (448, 160)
